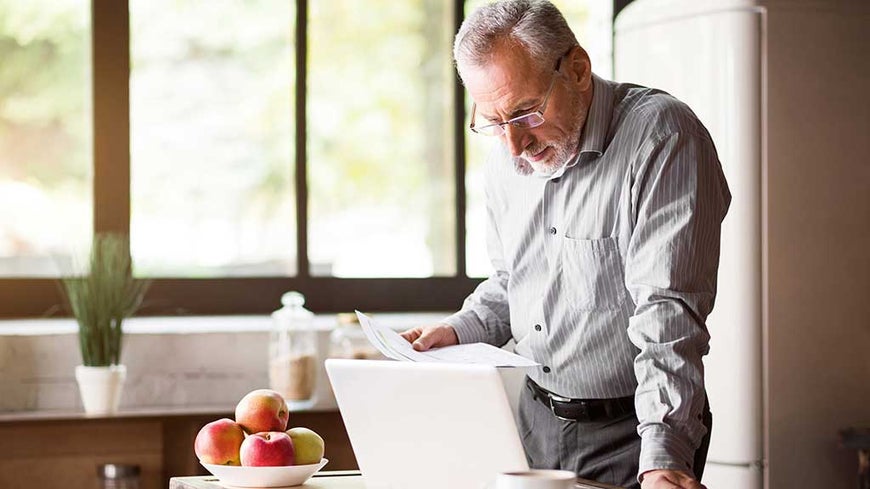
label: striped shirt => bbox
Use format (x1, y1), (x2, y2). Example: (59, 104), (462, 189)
(444, 74), (731, 476)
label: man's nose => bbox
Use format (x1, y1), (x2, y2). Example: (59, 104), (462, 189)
(502, 124), (528, 157)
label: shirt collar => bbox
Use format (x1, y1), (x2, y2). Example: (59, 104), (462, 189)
(532, 152), (576, 179)
(531, 74), (614, 179)
(577, 73), (614, 158)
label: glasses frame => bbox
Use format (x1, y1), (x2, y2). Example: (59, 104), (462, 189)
(469, 53), (567, 136)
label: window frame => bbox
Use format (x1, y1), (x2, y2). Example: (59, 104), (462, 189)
(0, 0), (483, 318)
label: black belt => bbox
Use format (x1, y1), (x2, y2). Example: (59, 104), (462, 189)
(526, 377), (635, 423)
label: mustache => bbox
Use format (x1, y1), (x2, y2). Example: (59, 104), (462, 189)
(511, 143), (549, 175)
(521, 144), (548, 160)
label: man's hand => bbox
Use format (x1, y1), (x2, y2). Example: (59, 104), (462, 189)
(641, 470), (706, 489)
(399, 324), (459, 351)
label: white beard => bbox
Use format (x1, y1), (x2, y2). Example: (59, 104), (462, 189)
(512, 104), (585, 177)
(512, 156), (535, 176)
(529, 157), (562, 176)
(512, 139), (579, 177)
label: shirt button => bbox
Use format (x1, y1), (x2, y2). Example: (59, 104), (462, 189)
(542, 366), (551, 373)
(534, 324), (542, 332)
(548, 226), (557, 235)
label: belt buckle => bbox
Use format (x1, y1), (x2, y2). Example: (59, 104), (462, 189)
(547, 393), (578, 422)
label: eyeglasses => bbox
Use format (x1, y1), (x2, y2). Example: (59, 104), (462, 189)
(469, 54), (565, 137)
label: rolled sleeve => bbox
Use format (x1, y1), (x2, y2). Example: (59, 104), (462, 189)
(638, 424), (699, 476)
(442, 305), (497, 345)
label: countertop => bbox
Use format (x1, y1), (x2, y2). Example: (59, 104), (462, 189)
(0, 404), (337, 423)
(169, 472), (624, 489)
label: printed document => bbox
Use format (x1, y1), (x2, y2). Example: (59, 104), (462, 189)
(355, 310), (539, 368)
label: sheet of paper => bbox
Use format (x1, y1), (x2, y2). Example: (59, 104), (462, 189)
(355, 311), (539, 368)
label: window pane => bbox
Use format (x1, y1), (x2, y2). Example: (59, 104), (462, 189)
(464, 0), (612, 278)
(308, 0), (456, 278)
(0, 0), (92, 277)
(130, 0), (295, 277)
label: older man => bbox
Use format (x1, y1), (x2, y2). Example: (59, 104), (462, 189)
(401, 1), (730, 488)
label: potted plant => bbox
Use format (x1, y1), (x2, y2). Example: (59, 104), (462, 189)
(61, 233), (149, 414)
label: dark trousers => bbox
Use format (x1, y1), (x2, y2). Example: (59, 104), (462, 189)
(517, 382), (713, 489)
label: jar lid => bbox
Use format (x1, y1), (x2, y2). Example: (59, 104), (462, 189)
(272, 291), (314, 322)
(281, 291), (306, 308)
(98, 463), (141, 479)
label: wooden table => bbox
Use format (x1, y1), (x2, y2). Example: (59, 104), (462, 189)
(170, 471), (365, 489)
(169, 471), (624, 489)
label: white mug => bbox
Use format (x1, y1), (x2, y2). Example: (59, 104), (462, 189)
(495, 469), (576, 489)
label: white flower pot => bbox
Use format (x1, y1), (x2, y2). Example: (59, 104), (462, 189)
(75, 364), (127, 415)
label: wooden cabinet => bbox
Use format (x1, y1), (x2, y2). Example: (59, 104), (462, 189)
(0, 409), (356, 489)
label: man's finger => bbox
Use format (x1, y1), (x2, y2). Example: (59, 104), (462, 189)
(399, 328), (422, 343)
(412, 332), (435, 351)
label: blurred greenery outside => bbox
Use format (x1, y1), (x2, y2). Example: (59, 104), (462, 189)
(0, 0), (92, 276)
(0, 0), (610, 280)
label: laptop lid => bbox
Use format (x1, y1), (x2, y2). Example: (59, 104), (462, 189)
(325, 359), (529, 489)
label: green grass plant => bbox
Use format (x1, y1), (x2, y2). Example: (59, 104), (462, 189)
(61, 233), (149, 367)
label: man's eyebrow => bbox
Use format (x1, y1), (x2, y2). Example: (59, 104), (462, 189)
(480, 98), (539, 121)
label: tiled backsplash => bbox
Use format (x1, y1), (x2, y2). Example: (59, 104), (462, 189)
(0, 328), (270, 411)
(0, 313), (448, 412)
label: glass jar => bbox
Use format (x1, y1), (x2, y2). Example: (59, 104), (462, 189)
(269, 291), (317, 408)
(97, 464), (140, 489)
(329, 312), (383, 360)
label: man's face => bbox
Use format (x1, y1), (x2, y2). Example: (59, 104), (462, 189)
(462, 44), (590, 176)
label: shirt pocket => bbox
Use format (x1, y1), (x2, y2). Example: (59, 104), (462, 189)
(559, 236), (627, 312)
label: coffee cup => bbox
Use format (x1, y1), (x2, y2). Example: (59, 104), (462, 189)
(495, 469), (576, 489)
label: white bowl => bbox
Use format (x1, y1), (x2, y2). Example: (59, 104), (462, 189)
(200, 458), (328, 487)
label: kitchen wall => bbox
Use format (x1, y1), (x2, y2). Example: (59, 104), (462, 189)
(0, 318), (271, 412)
(764, 4), (870, 489)
(0, 313), (447, 413)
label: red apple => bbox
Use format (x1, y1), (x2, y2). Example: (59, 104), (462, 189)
(235, 389), (289, 434)
(194, 418), (245, 465)
(240, 431), (296, 467)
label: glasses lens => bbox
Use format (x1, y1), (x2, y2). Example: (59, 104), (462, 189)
(473, 123), (503, 136)
(510, 112), (545, 129)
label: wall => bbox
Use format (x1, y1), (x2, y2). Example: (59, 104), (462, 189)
(765, 4), (870, 489)
(0, 313), (446, 412)
(0, 317), (272, 412)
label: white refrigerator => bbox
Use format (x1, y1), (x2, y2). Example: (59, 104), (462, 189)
(615, 1), (869, 488)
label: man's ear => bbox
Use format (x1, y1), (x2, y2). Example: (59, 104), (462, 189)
(565, 45), (593, 91)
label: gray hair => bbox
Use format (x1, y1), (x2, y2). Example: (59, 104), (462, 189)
(454, 0), (579, 75)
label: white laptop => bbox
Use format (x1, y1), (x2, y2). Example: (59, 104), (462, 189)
(325, 359), (529, 489)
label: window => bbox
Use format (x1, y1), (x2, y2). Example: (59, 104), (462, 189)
(0, 0), (92, 278)
(0, 1), (612, 317)
(129, 0), (296, 278)
(307, 1), (456, 278)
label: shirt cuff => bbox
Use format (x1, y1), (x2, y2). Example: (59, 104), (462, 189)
(440, 310), (489, 344)
(638, 425), (698, 481)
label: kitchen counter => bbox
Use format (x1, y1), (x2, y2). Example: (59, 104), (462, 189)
(0, 403), (337, 423)
(169, 472), (625, 489)
(0, 405), (237, 423)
